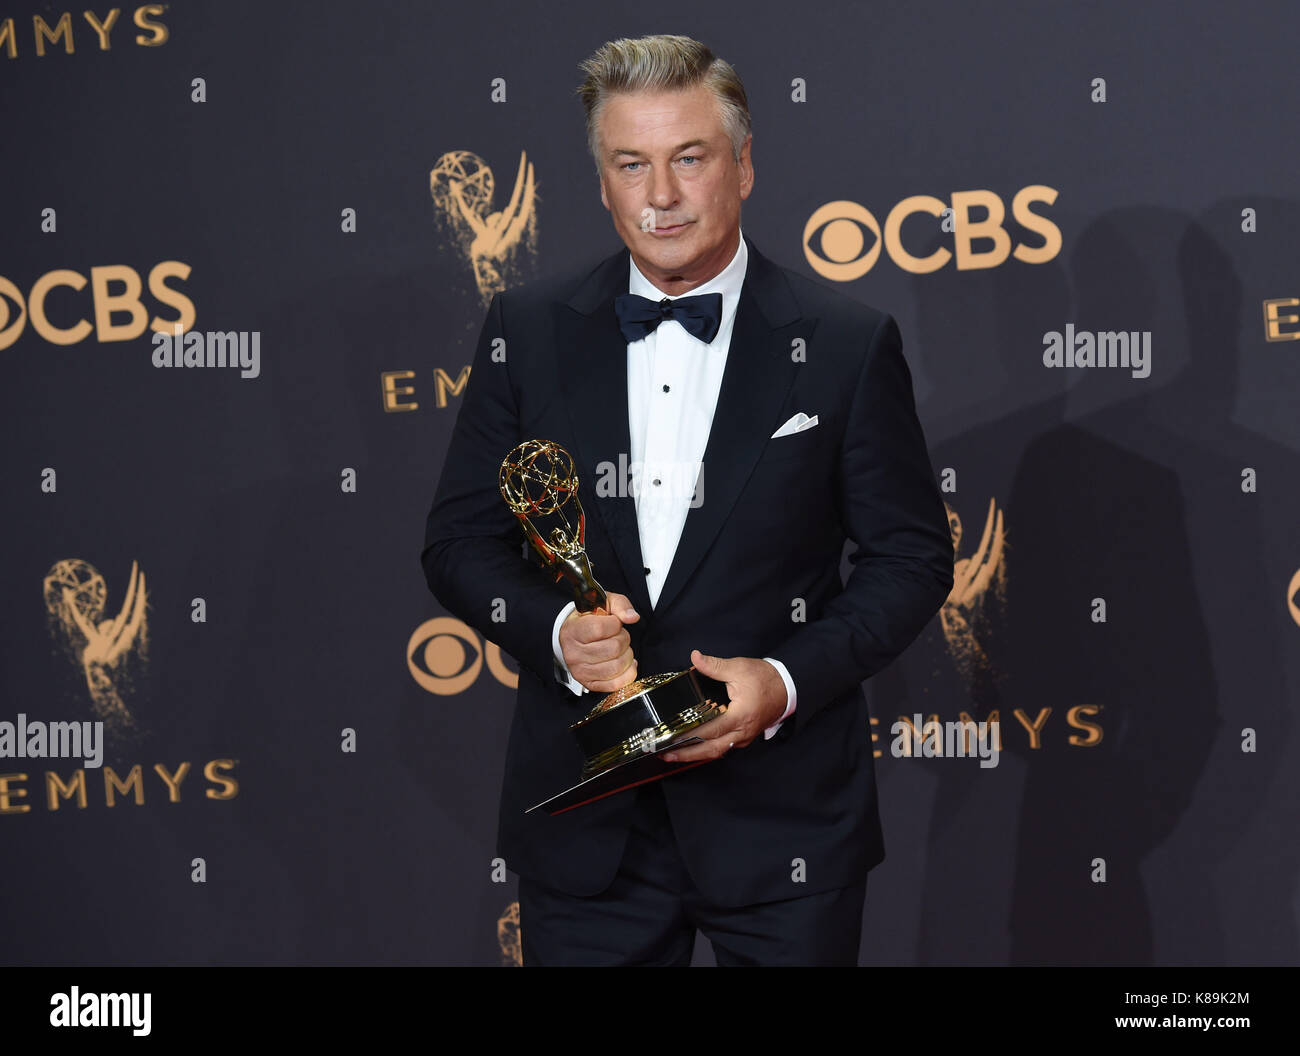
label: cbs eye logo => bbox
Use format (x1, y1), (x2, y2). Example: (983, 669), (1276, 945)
(407, 617), (518, 695)
(803, 186), (1061, 281)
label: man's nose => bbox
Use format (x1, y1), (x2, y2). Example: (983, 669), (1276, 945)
(646, 165), (679, 210)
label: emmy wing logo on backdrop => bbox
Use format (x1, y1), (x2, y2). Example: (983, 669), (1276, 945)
(887, 498), (1105, 753)
(43, 559), (148, 734)
(940, 498), (1007, 686)
(379, 149), (539, 415)
(497, 901), (522, 967)
(4, 559), (240, 817)
(429, 149), (538, 304)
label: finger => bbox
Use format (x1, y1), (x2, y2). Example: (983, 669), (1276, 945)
(582, 658), (637, 695)
(576, 612), (624, 643)
(605, 592), (640, 624)
(576, 649), (635, 687)
(569, 652), (629, 686)
(565, 628), (630, 667)
(689, 648), (727, 678)
(661, 736), (740, 764)
(567, 612), (626, 645)
(675, 711), (735, 744)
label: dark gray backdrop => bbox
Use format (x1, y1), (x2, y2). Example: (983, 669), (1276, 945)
(2, 0), (1296, 965)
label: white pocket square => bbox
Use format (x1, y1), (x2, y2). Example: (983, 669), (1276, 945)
(770, 412), (819, 439)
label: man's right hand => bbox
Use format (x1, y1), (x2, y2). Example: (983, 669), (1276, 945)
(559, 591), (640, 694)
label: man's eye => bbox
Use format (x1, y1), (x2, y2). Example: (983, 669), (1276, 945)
(622, 162), (641, 172)
(679, 156), (700, 165)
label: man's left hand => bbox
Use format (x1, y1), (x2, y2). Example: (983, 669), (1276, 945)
(660, 649), (787, 763)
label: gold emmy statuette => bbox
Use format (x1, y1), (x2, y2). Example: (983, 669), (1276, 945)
(499, 439), (726, 782)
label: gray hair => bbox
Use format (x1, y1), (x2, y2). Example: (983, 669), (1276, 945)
(576, 34), (751, 172)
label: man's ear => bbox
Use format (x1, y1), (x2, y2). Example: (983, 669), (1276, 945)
(599, 173), (610, 211)
(738, 134), (755, 201)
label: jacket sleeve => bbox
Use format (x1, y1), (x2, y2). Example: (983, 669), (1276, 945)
(769, 313), (954, 732)
(420, 291), (578, 687)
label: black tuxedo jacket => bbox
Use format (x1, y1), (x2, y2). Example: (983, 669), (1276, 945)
(422, 234), (953, 907)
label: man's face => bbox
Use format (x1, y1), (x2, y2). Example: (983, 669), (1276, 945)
(597, 84), (753, 294)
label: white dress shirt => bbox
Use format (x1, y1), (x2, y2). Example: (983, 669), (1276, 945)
(550, 228), (797, 740)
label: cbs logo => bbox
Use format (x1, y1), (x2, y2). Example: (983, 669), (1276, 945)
(407, 617), (519, 695)
(0, 262), (196, 351)
(804, 186), (1061, 281)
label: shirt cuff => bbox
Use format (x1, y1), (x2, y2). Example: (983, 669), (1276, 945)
(552, 601), (587, 696)
(761, 657), (797, 739)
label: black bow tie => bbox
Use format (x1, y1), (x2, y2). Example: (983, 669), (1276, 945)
(614, 292), (723, 345)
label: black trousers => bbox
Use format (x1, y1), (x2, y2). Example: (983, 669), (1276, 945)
(518, 779), (867, 966)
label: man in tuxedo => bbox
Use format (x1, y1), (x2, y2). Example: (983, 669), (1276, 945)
(422, 34), (953, 965)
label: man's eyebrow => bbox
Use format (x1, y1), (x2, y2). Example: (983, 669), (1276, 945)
(608, 139), (709, 160)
